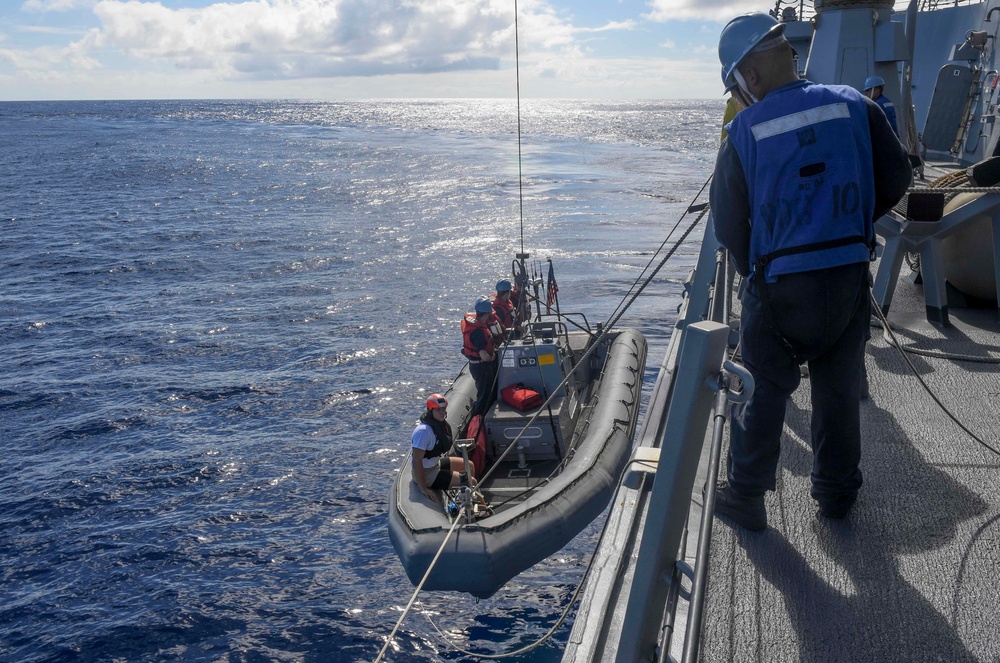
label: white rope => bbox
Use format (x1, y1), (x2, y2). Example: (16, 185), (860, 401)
(373, 506), (467, 663)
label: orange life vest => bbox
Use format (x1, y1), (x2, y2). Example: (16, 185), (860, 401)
(491, 293), (515, 330)
(461, 313), (494, 361)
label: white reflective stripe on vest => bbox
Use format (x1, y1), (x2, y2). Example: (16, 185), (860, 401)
(750, 102), (851, 142)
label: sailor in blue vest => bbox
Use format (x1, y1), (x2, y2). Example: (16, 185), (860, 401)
(711, 13), (911, 530)
(863, 75), (899, 137)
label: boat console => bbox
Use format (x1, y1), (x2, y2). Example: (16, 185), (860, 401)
(484, 322), (581, 463)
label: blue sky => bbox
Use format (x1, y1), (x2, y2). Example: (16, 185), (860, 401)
(0, 0), (762, 101)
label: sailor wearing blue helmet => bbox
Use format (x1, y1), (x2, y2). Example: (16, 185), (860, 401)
(710, 13), (911, 530)
(492, 279), (515, 336)
(461, 295), (499, 416)
(863, 74), (899, 136)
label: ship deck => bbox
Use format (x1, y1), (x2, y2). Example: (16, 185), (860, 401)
(694, 265), (1000, 661)
(563, 162), (1000, 662)
(692, 164), (1000, 662)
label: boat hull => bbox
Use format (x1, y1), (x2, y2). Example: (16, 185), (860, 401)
(388, 328), (647, 598)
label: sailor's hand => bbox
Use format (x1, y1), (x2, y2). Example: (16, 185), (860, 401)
(422, 487), (439, 503)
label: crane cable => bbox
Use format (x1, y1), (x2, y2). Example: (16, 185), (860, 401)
(515, 0), (525, 256)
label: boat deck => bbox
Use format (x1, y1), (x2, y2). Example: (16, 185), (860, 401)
(695, 269), (1000, 662)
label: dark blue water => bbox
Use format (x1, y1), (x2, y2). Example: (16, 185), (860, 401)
(0, 99), (719, 662)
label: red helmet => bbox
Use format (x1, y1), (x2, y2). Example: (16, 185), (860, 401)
(426, 393), (448, 410)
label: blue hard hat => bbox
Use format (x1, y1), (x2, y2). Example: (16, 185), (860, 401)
(474, 295), (493, 314)
(863, 75), (885, 91)
(719, 13), (786, 89)
(722, 65), (737, 93)
(496, 279), (512, 292)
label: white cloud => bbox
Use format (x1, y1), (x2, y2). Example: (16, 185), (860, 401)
(82, 0), (586, 80)
(578, 20), (637, 33)
(0, 30), (100, 74)
(17, 25), (89, 35)
(2, 0), (728, 99)
(22, 0), (94, 11)
(644, 0), (743, 22)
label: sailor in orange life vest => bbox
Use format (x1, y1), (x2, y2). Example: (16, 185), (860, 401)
(491, 279), (516, 338)
(411, 394), (475, 502)
(462, 296), (498, 416)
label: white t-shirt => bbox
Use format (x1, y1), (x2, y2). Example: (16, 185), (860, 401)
(412, 422), (442, 469)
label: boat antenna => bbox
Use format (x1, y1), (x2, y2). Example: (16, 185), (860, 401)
(515, 0), (525, 255)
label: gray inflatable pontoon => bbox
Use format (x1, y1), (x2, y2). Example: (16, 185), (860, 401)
(388, 323), (646, 598)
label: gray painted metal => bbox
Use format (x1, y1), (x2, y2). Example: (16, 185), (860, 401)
(924, 64), (976, 152)
(908, 3), (989, 146)
(680, 213), (723, 330)
(612, 320), (729, 663)
(388, 328), (647, 599)
(874, 185), (1000, 325)
(805, 9), (890, 91)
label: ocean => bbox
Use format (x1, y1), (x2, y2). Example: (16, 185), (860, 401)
(0, 98), (720, 662)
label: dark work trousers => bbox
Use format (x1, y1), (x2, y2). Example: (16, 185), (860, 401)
(469, 359), (497, 417)
(729, 261), (870, 503)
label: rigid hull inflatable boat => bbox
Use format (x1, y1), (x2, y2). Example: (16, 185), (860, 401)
(389, 310), (646, 599)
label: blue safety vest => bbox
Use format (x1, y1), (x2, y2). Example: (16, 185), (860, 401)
(875, 94), (898, 136)
(726, 80), (876, 282)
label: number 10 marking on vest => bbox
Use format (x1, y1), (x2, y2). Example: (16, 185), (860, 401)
(832, 182), (861, 218)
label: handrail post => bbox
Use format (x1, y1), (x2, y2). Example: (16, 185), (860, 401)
(613, 320), (730, 663)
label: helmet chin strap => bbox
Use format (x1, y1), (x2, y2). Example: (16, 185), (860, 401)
(732, 69), (758, 104)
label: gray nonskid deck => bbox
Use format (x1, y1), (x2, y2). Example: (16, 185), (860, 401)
(698, 271), (1000, 662)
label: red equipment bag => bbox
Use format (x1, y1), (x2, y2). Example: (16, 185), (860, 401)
(500, 383), (543, 411)
(463, 414), (489, 479)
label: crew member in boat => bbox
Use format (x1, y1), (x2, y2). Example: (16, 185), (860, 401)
(411, 393), (475, 502)
(710, 13), (910, 530)
(492, 279), (516, 339)
(862, 75), (899, 137)
(462, 296), (498, 416)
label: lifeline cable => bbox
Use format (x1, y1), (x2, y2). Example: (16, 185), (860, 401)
(603, 176), (714, 330)
(373, 505), (467, 663)
(868, 289), (1000, 458)
(603, 190), (713, 332)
